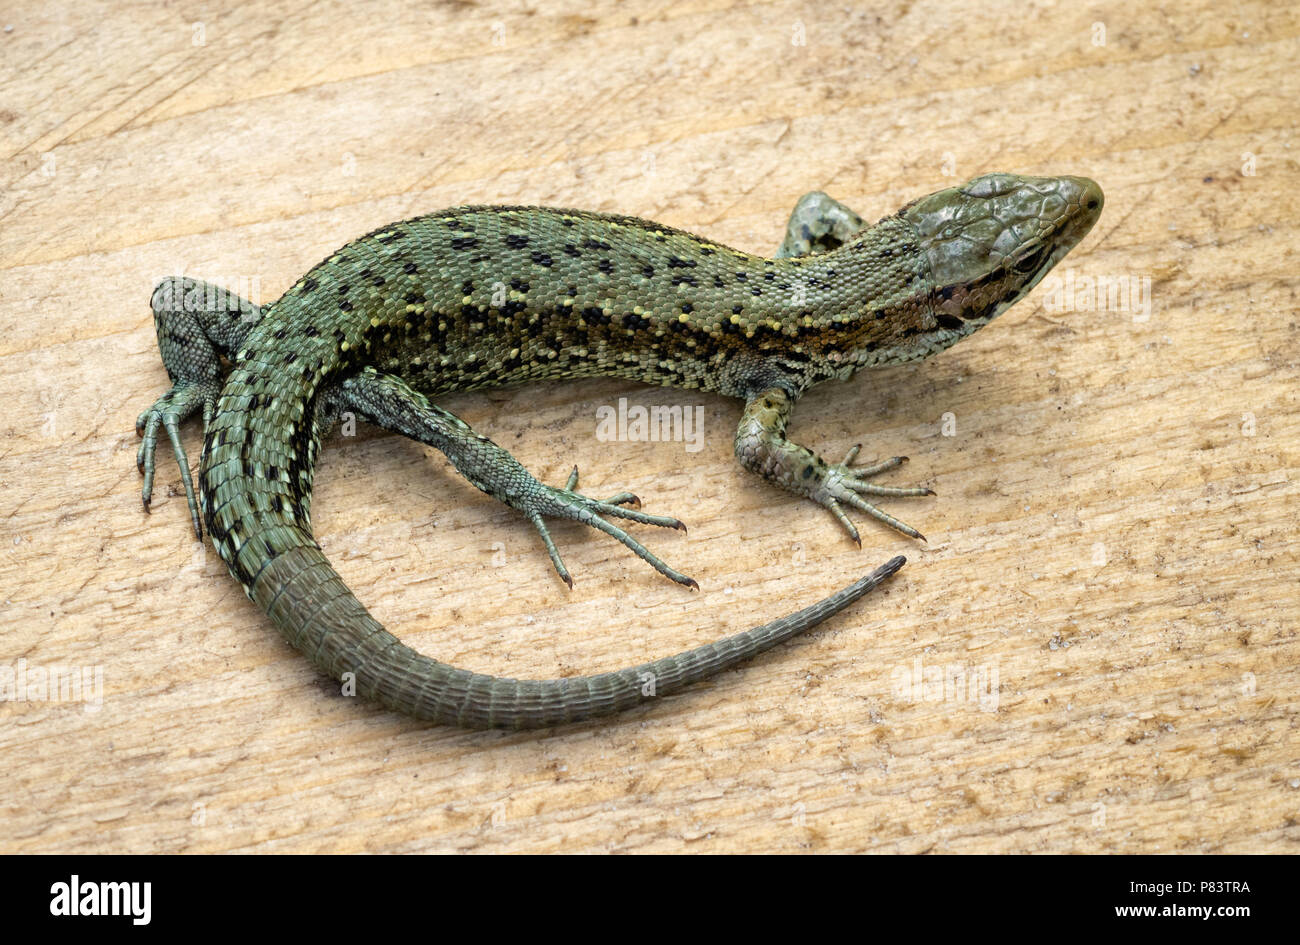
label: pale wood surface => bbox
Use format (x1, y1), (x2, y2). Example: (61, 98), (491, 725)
(1, 0), (1296, 853)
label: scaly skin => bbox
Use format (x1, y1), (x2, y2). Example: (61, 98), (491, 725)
(136, 173), (1103, 729)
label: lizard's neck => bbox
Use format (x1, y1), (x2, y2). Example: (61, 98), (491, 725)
(752, 215), (952, 383)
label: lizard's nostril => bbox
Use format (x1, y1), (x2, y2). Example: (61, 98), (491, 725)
(1076, 178), (1104, 214)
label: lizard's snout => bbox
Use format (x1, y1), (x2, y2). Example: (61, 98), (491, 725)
(1073, 176), (1104, 214)
(1055, 175), (1104, 246)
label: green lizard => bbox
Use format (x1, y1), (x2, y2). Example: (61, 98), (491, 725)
(136, 172), (1102, 729)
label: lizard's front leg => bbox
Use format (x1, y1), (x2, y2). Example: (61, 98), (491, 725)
(734, 386), (933, 543)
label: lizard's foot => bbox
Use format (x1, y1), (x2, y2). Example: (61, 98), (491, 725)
(135, 379), (220, 538)
(735, 387), (935, 545)
(335, 369), (696, 591)
(521, 466), (695, 590)
(811, 446), (934, 545)
(775, 191), (868, 258)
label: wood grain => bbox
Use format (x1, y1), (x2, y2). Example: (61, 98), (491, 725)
(0, 0), (1296, 853)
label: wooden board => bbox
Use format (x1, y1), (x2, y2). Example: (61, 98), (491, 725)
(1, 0), (1296, 853)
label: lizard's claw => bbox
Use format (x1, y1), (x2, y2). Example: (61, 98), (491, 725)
(135, 380), (220, 538)
(523, 466), (695, 590)
(813, 448), (934, 545)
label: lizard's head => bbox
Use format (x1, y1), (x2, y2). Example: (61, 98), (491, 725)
(899, 172), (1103, 337)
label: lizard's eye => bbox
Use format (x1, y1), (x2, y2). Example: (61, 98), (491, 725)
(1013, 245), (1047, 274)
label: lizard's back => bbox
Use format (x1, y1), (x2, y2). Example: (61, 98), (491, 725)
(269, 205), (926, 400)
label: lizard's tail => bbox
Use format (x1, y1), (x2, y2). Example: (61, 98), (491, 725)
(247, 535), (903, 729)
(200, 337), (904, 728)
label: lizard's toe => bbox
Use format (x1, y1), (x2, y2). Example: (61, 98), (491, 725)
(814, 460), (931, 542)
(521, 473), (694, 588)
(134, 381), (219, 537)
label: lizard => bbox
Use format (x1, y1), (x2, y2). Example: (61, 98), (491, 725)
(135, 172), (1103, 729)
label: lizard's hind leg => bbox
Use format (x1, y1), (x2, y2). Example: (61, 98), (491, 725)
(774, 191), (869, 258)
(136, 277), (264, 536)
(338, 368), (696, 590)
